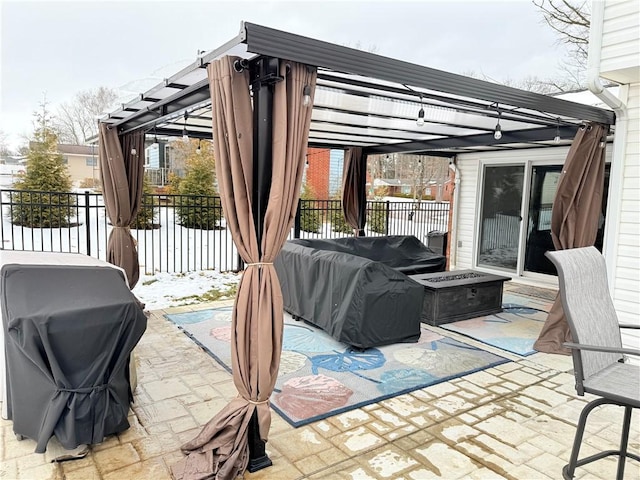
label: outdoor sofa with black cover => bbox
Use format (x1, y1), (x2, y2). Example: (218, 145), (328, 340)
(274, 235), (446, 348)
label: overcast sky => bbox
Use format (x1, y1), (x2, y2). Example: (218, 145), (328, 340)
(0, 0), (569, 150)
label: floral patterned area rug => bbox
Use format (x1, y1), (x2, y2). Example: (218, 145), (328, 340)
(440, 292), (552, 356)
(165, 307), (509, 427)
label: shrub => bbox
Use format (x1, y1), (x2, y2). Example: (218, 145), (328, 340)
(367, 201), (388, 234)
(79, 177), (101, 190)
(131, 177), (158, 230)
(299, 182), (321, 233)
(388, 192), (434, 201)
(175, 141), (222, 229)
(330, 196), (353, 234)
(175, 193), (222, 230)
(167, 171), (182, 195)
(10, 190), (74, 228)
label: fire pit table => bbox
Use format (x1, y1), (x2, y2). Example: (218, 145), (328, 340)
(409, 270), (511, 326)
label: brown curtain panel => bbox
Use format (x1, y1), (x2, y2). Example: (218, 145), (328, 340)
(98, 124), (145, 288)
(172, 57), (316, 480)
(342, 147), (367, 236)
(534, 122), (607, 355)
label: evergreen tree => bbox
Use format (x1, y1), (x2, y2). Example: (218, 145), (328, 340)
(299, 182), (321, 233)
(367, 200), (388, 234)
(130, 176), (158, 229)
(175, 139), (222, 229)
(330, 190), (353, 234)
(11, 100), (74, 227)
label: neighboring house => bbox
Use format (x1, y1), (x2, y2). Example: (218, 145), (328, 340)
(370, 178), (404, 196)
(366, 177), (453, 201)
(304, 148), (331, 198)
(144, 141), (173, 187)
(57, 144), (100, 188)
(0, 155), (25, 166)
(305, 148), (346, 199)
(306, 149), (451, 201)
(423, 177), (454, 203)
(449, 0), (639, 350)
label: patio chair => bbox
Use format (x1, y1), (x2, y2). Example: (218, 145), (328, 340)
(546, 247), (640, 480)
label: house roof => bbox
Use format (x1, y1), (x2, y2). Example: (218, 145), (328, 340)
(57, 144), (97, 155)
(28, 143), (98, 156)
(99, 22), (615, 157)
(373, 179), (404, 187)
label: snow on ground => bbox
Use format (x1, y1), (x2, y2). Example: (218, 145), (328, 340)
(132, 269), (241, 311)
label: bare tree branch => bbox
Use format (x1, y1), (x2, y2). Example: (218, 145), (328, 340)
(463, 69), (583, 94)
(0, 130), (11, 156)
(533, 0), (590, 72)
(54, 87), (118, 144)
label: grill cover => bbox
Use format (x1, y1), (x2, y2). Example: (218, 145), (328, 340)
(1, 264), (147, 453)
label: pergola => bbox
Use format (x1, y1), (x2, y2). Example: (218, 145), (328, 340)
(98, 22), (616, 480)
(101, 22), (614, 155)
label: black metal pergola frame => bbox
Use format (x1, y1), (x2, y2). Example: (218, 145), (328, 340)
(101, 21), (615, 158)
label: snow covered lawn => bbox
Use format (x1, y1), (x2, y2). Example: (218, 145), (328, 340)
(132, 269), (241, 310)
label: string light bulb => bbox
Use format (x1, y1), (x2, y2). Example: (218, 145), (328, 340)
(196, 139), (201, 154)
(416, 95), (425, 127)
(494, 109), (502, 140)
(554, 118), (561, 144)
(302, 85), (311, 107)
(182, 112), (189, 140)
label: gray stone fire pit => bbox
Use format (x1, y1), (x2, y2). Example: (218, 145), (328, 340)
(409, 270), (511, 326)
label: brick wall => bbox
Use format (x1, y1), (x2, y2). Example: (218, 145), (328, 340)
(305, 148), (331, 198)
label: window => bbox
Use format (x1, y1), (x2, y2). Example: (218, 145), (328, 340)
(86, 157), (97, 167)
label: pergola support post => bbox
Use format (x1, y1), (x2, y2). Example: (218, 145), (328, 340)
(246, 55), (283, 473)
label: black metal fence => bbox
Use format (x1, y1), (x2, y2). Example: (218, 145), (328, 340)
(1, 189), (450, 274)
(292, 199), (449, 240)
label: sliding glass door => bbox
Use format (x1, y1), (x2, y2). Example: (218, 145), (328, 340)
(524, 165), (562, 275)
(477, 165), (524, 272)
(477, 161), (610, 278)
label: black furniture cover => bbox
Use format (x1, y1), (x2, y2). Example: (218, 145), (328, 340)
(288, 235), (446, 274)
(275, 236), (434, 348)
(1, 264), (147, 453)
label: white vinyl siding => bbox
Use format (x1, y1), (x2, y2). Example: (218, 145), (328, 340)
(600, 0), (640, 83)
(453, 158), (481, 269)
(614, 83), (640, 350)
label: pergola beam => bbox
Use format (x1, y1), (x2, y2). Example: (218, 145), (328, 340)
(243, 22), (615, 125)
(364, 125), (579, 155)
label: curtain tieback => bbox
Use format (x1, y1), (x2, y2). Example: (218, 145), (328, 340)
(245, 262), (273, 268)
(238, 395), (270, 405)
